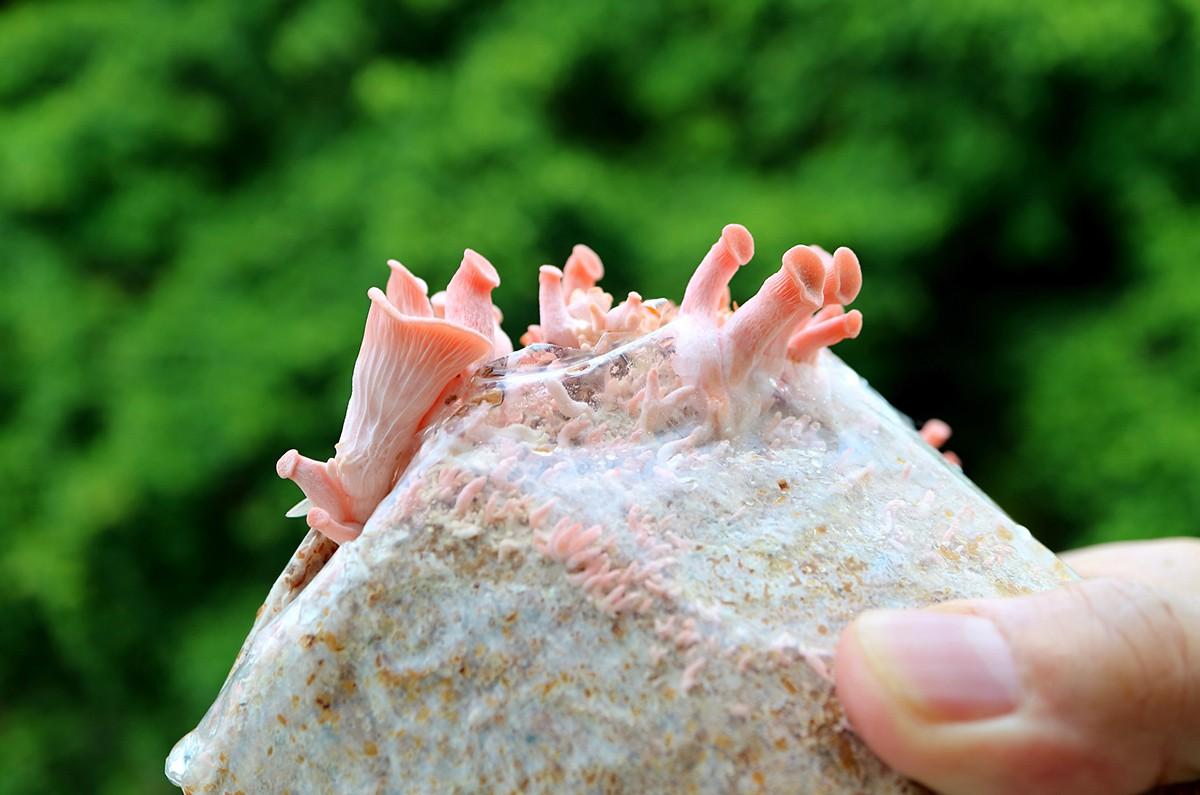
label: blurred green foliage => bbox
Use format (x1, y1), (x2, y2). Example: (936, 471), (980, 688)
(1, 0), (1197, 791)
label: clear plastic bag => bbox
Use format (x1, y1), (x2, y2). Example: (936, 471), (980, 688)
(168, 227), (1071, 794)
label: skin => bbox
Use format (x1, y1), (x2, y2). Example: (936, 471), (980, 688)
(834, 537), (1200, 795)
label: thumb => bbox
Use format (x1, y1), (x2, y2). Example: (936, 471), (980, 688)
(834, 576), (1200, 795)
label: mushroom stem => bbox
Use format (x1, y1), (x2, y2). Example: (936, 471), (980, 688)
(276, 450), (351, 526)
(538, 265), (579, 347)
(724, 245), (825, 381)
(787, 309), (863, 362)
(679, 224), (754, 321)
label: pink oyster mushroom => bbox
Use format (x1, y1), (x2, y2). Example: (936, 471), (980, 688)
(278, 226), (866, 545)
(276, 252), (505, 543)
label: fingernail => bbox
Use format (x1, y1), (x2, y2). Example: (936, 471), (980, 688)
(854, 610), (1020, 722)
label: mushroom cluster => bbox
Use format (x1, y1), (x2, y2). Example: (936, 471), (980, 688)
(169, 225), (1070, 794)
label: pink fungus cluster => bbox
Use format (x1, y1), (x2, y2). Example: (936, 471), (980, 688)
(533, 517), (674, 616)
(278, 224), (866, 545)
(276, 252), (506, 543)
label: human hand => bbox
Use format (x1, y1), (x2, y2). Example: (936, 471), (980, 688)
(834, 538), (1200, 795)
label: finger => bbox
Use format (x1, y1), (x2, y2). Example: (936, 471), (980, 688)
(1061, 537), (1200, 596)
(834, 577), (1200, 795)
